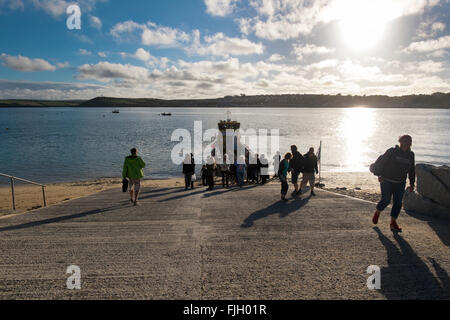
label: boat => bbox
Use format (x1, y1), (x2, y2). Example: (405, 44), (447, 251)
(160, 112), (172, 116)
(112, 109), (120, 114)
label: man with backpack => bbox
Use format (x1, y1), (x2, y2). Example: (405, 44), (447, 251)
(370, 135), (415, 232)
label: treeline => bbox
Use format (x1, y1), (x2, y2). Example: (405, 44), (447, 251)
(1, 93), (449, 108)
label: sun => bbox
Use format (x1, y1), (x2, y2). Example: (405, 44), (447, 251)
(336, 0), (388, 51)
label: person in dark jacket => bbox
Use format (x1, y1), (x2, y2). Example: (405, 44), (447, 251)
(289, 145), (304, 196)
(300, 147), (319, 197)
(372, 135), (415, 232)
(200, 165), (208, 186)
(182, 153), (195, 190)
(279, 152), (292, 201)
(259, 154), (269, 185)
(205, 156), (216, 191)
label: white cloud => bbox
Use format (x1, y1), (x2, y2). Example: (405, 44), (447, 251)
(187, 31), (264, 57)
(204, 0), (238, 17)
(77, 61), (150, 82)
(268, 54), (283, 62)
(0, 53), (57, 72)
(89, 15), (102, 29)
(28, 0), (104, 17)
(240, 0), (442, 40)
(404, 35), (450, 53)
(79, 49), (92, 56)
(111, 20), (190, 47)
(98, 52), (107, 58)
(292, 43), (335, 60)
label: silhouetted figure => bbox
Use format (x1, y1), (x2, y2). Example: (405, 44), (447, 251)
(279, 152), (292, 201)
(205, 156), (216, 191)
(236, 155), (246, 188)
(372, 135), (415, 232)
(289, 145), (304, 196)
(182, 153), (195, 190)
(273, 151), (281, 178)
(219, 154), (231, 188)
(260, 154), (269, 185)
(300, 147), (319, 197)
(200, 165), (207, 186)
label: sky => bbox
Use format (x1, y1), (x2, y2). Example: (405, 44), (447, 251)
(0, 0), (449, 100)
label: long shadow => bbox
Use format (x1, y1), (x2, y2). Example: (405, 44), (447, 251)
(241, 196), (310, 228)
(404, 209), (450, 247)
(0, 204), (126, 233)
(157, 188), (207, 202)
(139, 187), (187, 200)
(373, 227), (449, 299)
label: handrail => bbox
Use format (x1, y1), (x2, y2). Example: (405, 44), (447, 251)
(0, 173), (46, 211)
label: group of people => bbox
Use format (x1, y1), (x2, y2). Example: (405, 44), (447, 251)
(121, 134), (416, 233)
(277, 145), (319, 201)
(196, 153), (270, 190)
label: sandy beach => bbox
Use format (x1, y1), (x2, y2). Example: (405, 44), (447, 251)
(0, 171), (381, 216)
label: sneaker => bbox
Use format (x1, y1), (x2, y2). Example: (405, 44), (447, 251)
(134, 201), (140, 206)
(390, 221), (402, 233)
(281, 195), (288, 201)
(130, 199), (134, 204)
(372, 211), (380, 225)
(311, 191), (316, 197)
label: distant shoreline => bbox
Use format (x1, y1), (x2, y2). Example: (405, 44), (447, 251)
(1, 93), (449, 109)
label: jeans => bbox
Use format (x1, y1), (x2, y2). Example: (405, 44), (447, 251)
(376, 180), (406, 219)
(236, 170), (245, 186)
(221, 171), (230, 187)
(280, 175), (289, 196)
(184, 173), (193, 189)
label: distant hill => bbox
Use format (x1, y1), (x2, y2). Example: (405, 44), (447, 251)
(1, 93), (449, 108)
(0, 99), (84, 107)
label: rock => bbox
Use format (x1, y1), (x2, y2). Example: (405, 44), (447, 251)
(416, 164), (450, 209)
(431, 165), (450, 188)
(404, 191), (450, 219)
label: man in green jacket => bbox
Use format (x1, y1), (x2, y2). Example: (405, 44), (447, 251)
(123, 148), (146, 206)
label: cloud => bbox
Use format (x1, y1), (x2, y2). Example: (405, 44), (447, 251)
(121, 48), (170, 68)
(292, 43), (335, 60)
(403, 35), (450, 53)
(77, 61), (150, 82)
(97, 52), (107, 58)
(0, 53), (57, 72)
(79, 49), (92, 56)
(268, 54), (283, 62)
(240, 0), (442, 40)
(89, 15), (102, 29)
(187, 31), (264, 57)
(204, 0), (238, 17)
(111, 20), (190, 47)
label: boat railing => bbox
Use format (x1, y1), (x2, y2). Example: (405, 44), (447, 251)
(0, 173), (46, 211)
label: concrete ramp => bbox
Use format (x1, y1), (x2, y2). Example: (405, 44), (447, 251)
(0, 184), (449, 299)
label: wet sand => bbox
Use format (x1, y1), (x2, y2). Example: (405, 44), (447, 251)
(0, 172), (381, 216)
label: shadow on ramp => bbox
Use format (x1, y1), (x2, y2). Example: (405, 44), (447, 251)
(373, 227), (450, 299)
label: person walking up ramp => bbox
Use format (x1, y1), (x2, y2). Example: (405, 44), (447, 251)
(123, 148), (146, 206)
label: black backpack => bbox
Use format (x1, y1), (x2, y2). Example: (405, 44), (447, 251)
(122, 178), (129, 192)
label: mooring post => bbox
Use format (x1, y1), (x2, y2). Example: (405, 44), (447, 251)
(11, 177), (16, 211)
(42, 186), (47, 207)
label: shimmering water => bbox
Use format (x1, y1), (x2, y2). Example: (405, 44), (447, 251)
(0, 107), (449, 183)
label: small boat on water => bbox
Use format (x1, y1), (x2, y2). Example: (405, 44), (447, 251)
(160, 112), (172, 116)
(112, 109), (120, 114)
